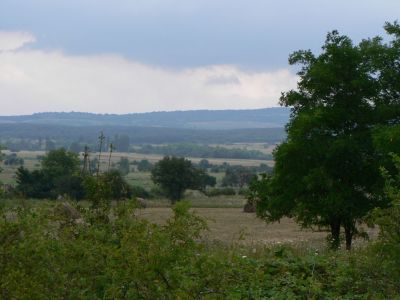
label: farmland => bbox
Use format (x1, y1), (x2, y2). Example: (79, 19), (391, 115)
(0, 147), (336, 248)
(138, 208), (335, 246)
(0, 148), (274, 185)
(1, 116), (399, 298)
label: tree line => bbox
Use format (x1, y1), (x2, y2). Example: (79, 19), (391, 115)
(10, 148), (217, 203)
(134, 143), (272, 160)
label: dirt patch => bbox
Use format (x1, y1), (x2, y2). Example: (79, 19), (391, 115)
(137, 207), (330, 246)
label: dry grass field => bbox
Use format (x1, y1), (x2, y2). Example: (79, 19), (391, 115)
(136, 207), (377, 247)
(137, 208), (320, 245)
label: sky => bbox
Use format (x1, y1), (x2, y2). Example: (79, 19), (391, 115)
(0, 0), (399, 115)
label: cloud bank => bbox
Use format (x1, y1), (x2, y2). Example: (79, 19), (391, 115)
(0, 31), (36, 52)
(0, 32), (297, 115)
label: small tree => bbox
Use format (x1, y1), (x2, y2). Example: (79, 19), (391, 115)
(42, 148), (80, 178)
(196, 169), (216, 192)
(137, 159), (153, 172)
(151, 156), (203, 203)
(198, 159), (211, 170)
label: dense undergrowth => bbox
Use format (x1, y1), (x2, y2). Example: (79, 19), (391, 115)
(1, 199), (399, 299)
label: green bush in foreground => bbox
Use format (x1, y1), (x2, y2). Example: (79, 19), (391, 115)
(0, 200), (399, 299)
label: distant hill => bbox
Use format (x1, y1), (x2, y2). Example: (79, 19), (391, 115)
(0, 124), (285, 145)
(0, 107), (290, 129)
(0, 108), (290, 151)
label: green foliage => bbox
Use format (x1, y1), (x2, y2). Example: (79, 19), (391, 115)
(373, 124), (400, 173)
(197, 158), (211, 170)
(130, 185), (151, 199)
(15, 149), (133, 202)
(84, 170), (131, 206)
(209, 162), (272, 174)
(196, 170), (217, 191)
(0, 200), (399, 298)
(370, 154), (400, 274)
(151, 156), (216, 203)
(255, 23), (400, 249)
(41, 148), (80, 178)
(222, 165), (256, 188)
(56, 174), (86, 200)
(330, 155), (400, 297)
(16, 167), (55, 199)
(3, 153), (24, 166)
(16, 149), (83, 200)
(135, 159), (153, 172)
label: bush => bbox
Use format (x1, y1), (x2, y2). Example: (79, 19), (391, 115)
(15, 149), (82, 200)
(130, 185), (151, 199)
(84, 170), (131, 206)
(0, 200), (399, 298)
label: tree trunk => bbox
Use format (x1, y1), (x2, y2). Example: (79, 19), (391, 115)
(329, 219), (341, 250)
(344, 222), (355, 250)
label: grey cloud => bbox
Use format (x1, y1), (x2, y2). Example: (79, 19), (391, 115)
(0, 0), (398, 69)
(204, 75), (241, 86)
(0, 35), (298, 115)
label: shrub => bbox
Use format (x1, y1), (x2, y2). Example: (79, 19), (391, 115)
(0, 200), (399, 298)
(130, 185), (151, 199)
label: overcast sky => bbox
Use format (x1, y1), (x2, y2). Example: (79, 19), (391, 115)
(0, 0), (398, 115)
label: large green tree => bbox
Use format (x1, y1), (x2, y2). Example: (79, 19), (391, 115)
(253, 22), (400, 249)
(151, 156), (215, 203)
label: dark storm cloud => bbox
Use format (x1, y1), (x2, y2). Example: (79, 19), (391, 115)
(0, 0), (398, 70)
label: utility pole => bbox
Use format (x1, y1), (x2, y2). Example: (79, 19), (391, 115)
(97, 131), (105, 178)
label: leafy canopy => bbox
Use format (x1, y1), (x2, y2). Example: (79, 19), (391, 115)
(16, 148), (82, 199)
(151, 156), (215, 202)
(252, 22), (400, 249)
